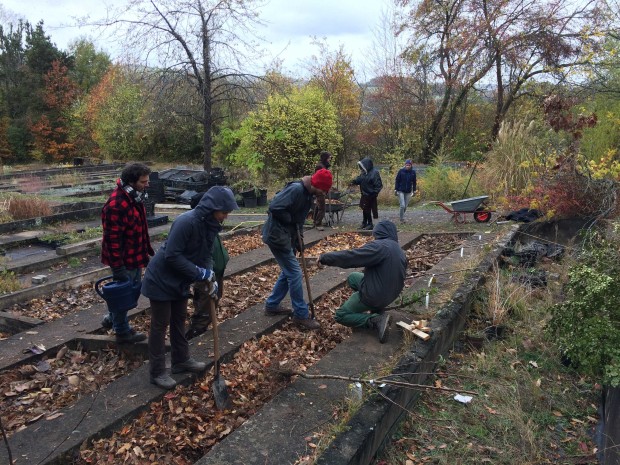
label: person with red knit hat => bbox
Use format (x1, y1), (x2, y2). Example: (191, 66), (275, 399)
(262, 168), (333, 331)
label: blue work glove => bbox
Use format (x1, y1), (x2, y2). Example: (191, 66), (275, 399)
(195, 267), (215, 282)
(112, 266), (131, 282)
(208, 281), (219, 299)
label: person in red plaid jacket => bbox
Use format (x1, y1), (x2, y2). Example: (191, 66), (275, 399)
(101, 162), (154, 343)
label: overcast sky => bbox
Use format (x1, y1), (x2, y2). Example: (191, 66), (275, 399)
(0, 0), (391, 77)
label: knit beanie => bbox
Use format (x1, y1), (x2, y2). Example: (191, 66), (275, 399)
(405, 159), (412, 165)
(311, 168), (333, 192)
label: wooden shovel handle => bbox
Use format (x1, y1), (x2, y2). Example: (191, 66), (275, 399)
(209, 298), (220, 373)
(296, 228), (315, 319)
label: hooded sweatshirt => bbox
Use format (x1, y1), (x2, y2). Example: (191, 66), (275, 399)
(319, 220), (406, 308)
(262, 179), (313, 251)
(351, 157), (383, 197)
(141, 186), (238, 301)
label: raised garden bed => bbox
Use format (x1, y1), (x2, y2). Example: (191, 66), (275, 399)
(0, 230), (484, 465)
(0, 202), (102, 234)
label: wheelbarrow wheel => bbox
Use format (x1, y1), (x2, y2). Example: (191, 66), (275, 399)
(474, 209), (491, 223)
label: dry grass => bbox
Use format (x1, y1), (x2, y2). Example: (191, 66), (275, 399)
(375, 258), (599, 465)
(0, 194), (53, 220)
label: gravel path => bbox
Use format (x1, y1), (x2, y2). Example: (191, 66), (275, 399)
(226, 203), (500, 233)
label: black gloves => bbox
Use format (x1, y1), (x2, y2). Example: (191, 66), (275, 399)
(112, 266), (131, 282)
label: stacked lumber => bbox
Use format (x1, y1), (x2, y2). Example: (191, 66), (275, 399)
(396, 319), (431, 341)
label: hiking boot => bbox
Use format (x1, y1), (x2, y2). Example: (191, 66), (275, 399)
(368, 313), (391, 343)
(264, 305), (293, 316)
(292, 317), (321, 331)
(150, 374), (177, 390)
(115, 330), (146, 344)
(171, 358), (207, 374)
(358, 223), (367, 230)
(101, 315), (112, 330)
(363, 224), (374, 231)
(186, 326), (208, 339)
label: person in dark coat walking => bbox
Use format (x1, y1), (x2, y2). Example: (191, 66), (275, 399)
(317, 220), (406, 343)
(350, 157), (383, 230)
(262, 168), (333, 331)
(100, 162), (154, 344)
(313, 151), (332, 231)
(141, 186), (238, 390)
(394, 159), (417, 223)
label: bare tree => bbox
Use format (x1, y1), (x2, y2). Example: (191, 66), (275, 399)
(93, 0), (266, 170)
(482, 0), (605, 139)
(365, 5), (434, 160)
(396, 0), (605, 161)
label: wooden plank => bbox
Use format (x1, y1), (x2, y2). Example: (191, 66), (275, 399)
(411, 329), (431, 341)
(396, 321), (430, 341)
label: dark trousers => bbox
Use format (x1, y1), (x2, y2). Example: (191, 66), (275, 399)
(313, 195), (326, 226)
(148, 299), (190, 377)
(359, 194), (378, 225)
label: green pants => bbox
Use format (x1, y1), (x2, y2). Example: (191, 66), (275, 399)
(335, 272), (382, 328)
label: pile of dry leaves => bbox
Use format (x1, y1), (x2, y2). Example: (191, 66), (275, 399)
(77, 289), (353, 464)
(1, 348), (143, 436)
(1, 231), (467, 463)
(5, 283), (96, 321)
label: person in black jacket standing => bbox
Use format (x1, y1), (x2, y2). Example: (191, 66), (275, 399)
(317, 220), (406, 343)
(394, 159), (417, 223)
(262, 168), (333, 331)
(350, 157), (383, 230)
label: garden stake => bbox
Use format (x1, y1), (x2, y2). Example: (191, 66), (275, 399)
(209, 297), (231, 410)
(296, 227), (315, 319)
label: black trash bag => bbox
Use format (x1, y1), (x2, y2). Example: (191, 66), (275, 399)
(505, 208), (543, 223)
(514, 241), (548, 267)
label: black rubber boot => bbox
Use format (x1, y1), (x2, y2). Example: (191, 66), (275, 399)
(368, 313), (391, 343)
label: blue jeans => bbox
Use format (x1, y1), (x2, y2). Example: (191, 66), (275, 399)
(265, 246), (310, 319)
(110, 268), (141, 335)
(398, 192), (413, 221)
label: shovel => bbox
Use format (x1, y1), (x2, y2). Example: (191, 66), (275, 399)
(296, 227), (315, 319)
(209, 297), (231, 410)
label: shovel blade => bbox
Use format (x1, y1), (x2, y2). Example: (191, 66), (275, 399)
(213, 373), (231, 410)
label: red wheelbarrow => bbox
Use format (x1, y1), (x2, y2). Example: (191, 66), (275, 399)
(434, 195), (494, 224)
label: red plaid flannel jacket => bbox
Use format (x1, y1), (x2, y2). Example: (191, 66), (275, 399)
(101, 182), (154, 269)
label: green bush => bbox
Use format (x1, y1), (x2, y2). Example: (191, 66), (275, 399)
(418, 164), (482, 201)
(547, 229), (620, 387)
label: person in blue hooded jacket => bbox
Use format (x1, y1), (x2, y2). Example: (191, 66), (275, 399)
(317, 220), (406, 343)
(141, 186), (238, 389)
(350, 157), (383, 230)
(394, 159), (417, 223)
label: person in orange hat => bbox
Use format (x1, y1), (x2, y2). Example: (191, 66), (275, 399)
(262, 168), (333, 331)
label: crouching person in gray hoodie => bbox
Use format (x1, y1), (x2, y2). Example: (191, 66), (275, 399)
(141, 186), (238, 389)
(317, 220), (406, 343)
